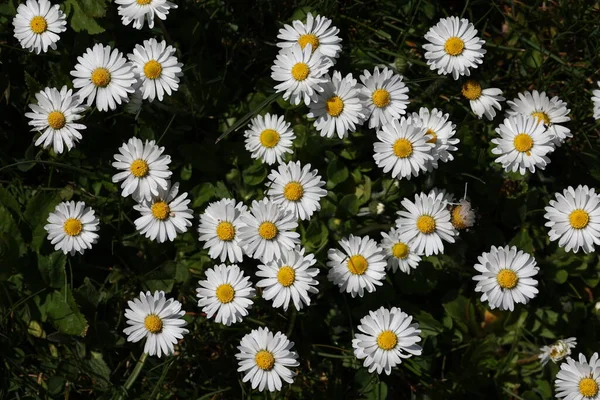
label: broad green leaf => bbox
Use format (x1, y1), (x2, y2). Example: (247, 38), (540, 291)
(37, 252), (66, 289)
(43, 288), (88, 336)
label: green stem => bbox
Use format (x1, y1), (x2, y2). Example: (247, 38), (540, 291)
(116, 352), (148, 399)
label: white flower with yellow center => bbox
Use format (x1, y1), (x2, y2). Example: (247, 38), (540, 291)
(271, 43), (332, 106)
(25, 86), (86, 154)
(373, 116), (433, 180)
(71, 44), (136, 112)
(544, 185), (600, 254)
(266, 160), (327, 221)
(472, 245), (539, 311)
(506, 90), (571, 146)
(326, 234), (387, 298)
(353, 306), (422, 375)
(112, 137), (172, 201)
(395, 192), (456, 256)
(236, 327), (299, 392)
(238, 198), (300, 262)
(115, 0), (177, 30)
(128, 38), (183, 102)
(44, 201), (99, 256)
(197, 199), (248, 263)
(276, 12), (342, 61)
(244, 113), (296, 165)
(555, 353), (600, 400)
(491, 115), (555, 175)
(461, 80), (505, 120)
(423, 16), (486, 80)
(133, 182), (193, 243)
(411, 107), (458, 170)
(256, 247), (319, 311)
(540, 337), (577, 366)
(123, 290), (188, 358)
(359, 66), (410, 129)
(592, 82), (600, 120)
(196, 264), (255, 326)
(450, 199), (476, 231)
(12, 0), (66, 54)
(380, 228), (421, 274)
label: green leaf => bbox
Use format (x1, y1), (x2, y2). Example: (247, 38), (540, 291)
(327, 158), (349, 189)
(87, 351), (111, 388)
(242, 161), (267, 186)
(553, 269), (568, 284)
(24, 71), (43, 95)
(339, 194), (359, 215)
(43, 288), (88, 336)
(191, 182), (216, 208)
(0, 186), (21, 215)
(64, 0), (105, 34)
(37, 252), (66, 289)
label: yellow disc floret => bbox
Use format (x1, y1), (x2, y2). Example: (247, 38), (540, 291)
(30, 16), (47, 34)
(298, 33), (320, 51)
(372, 89), (391, 108)
(569, 209), (590, 229)
(63, 218), (83, 237)
(291, 62), (310, 81)
(392, 242), (409, 259)
(531, 111), (550, 125)
(416, 215), (436, 234)
(347, 255), (368, 275)
(393, 138), (413, 158)
(326, 96), (344, 117)
(137, 0), (152, 4)
(143, 60), (163, 80)
(376, 330), (398, 351)
(130, 159), (149, 178)
(91, 68), (111, 88)
(513, 133), (534, 153)
(444, 36), (465, 56)
(258, 221), (278, 240)
(144, 314), (163, 333)
(426, 128), (437, 144)
(215, 283), (235, 303)
(277, 266), (296, 287)
(216, 221), (236, 241)
(283, 182), (304, 201)
(259, 129), (280, 148)
(151, 201), (170, 220)
(579, 377), (599, 397)
(496, 269), (518, 289)
(461, 80), (482, 100)
(47, 111), (66, 130)
(255, 350), (275, 370)
(451, 206), (467, 230)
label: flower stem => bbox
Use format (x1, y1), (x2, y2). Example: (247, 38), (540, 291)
(116, 352), (148, 399)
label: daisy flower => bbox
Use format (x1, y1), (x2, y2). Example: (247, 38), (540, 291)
(12, 0), (66, 54)
(271, 43), (332, 106)
(396, 192), (456, 256)
(423, 16), (486, 80)
(555, 353), (600, 400)
(539, 337), (577, 366)
(70, 44), (136, 112)
(450, 199), (475, 231)
(352, 306), (422, 375)
(238, 198), (300, 262)
(111, 137), (172, 201)
(472, 245), (539, 311)
(461, 80), (505, 120)
(326, 234), (387, 298)
(196, 264), (255, 326)
(123, 290), (188, 358)
(276, 12), (342, 60)
(25, 86), (86, 154)
(411, 107), (458, 170)
(256, 247), (319, 311)
(44, 201), (99, 256)
(592, 82), (600, 120)
(266, 160), (327, 221)
(428, 187), (455, 205)
(236, 327), (299, 392)
(544, 185), (600, 253)
(359, 66), (410, 130)
(491, 115), (555, 175)
(506, 90), (571, 146)
(244, 113), (295, 165)
(380, 228), (421, 274)
(128, 38), (183, 102)
(307, 71), (366, 139)
(373, 116), (433, 180)
(197, 199), (249, 263)
(115, 0), (177, 30)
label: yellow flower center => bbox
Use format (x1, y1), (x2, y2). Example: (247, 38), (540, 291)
(426, 128), (437, 144)
(416, 215), (436, 234)
(513, 133), (533, 153)
(579, 378), (599, 397)
(347, 255), (368, 275)
(258, 221), (278, 240)
(291, 62), (310, 81)
(569, 209), (590, 229)
(298, 33), (320, 50)
(283, 182), (304, 201)
(47, 111), (66, 130)
(30, 16), (47, 34)
(326, 96), (344, 117)
(372, 89), (391, 108)
(393, 138), (413, 158)
(532, 111), (551, 125)
(216, 221), (236, 241)
(496, 269), (518, 289)
(136, 0), (152, 4)
(444, 36), (465, 56)
(461, 80), (482, 100)
(91, 68), (111, 88)
(144, 314), (163, 333)
(130, 159), (149, 178)
(215, 283), (235, 303)
(277, 266), (296, 287)
(143, 60), (163, 80)
(451, 206), (467, 230)
(392, 242), (409, 259)
(376, 330), (398, 351)
(151, 201), (170, 220)
(259, 129), (280, 148)
(63, 218), (83, 237)
(255, 350), (275, 371)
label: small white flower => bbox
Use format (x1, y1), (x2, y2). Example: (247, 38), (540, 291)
(114, 0), (177, 30)
(352, 306), (422, 375)
(555, 353), (600, 400)
(592, 82), (600, 120)
(461, 80), (505, 120)
(276, 12), (342, 61)
(411, 107), (458, 170)
(472, 245), (539, 311)
(13, 0), (66, 54)
(244, 113), (295, 165)
(450, 199), (475, 231)
(123, 290), (188, 358)
(359, 66), (409, 130)
(539, 337), (577, 366)
(198, 199), (248, 263)
(25, 86), (86, 154)
(236, 327), (299, 392)
(376, 202), (385, 215)
(196, 264), (255, 326)
(380, 228), (421, 274)
(44, 201), (99, 255)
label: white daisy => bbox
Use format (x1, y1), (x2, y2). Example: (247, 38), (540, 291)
(12, 0), (66, 54)
(450, 199), (475, 231)
(256, 246), (319, 311)
(491, 115), (555, 175)
(307, 71), (367, 139)
(352, 306), (422, 375)
(128, 38), (183, 102)
(244, 113), (296, 165)
(539, 337), (577, 366)
(411, 107), (458, 170)
(111, 137), (172, 201)
(544, 185), (600, 254)
(359, 66), (410, 130)
(266, 160), (327, 221)
(70, 43), (136, 112)
(472, 245), (539, 311)
(44, 201), (99, 256)
(555, 353), (600, 400)
(423, 16), (486, 80)
(114, 0), (177, 30)
(396, 192), (456, 256)
(380, 228), (420, 274)
(326, 234), (387, 298)
(197, 199), (249, 263)
(461, 80), (505, 120)
(236, 327), (299, 392)
(271, 43), (332, 106)
(276, 12), (342, 60)
(123, 290), (188, 358)
(427, 187), (455, 205)
(196, 264), (255, 326)
(373, 116), (433, 180)
(25, 86), (86, 154)
(506, 90), (571, 146)
(238, 198), (300, 262)
(592, 82), (600, 120)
